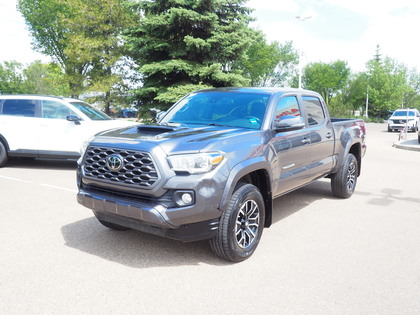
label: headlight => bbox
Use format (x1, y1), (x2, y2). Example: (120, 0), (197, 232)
(167, 152), (225, 174)
(79, 136), (95, 159)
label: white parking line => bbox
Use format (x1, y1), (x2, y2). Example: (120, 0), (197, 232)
(0, 175), (77, 193)
(0, 175), (28, 183)
(39, 184), (77, 193)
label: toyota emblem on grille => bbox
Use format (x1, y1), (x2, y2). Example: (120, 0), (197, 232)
(106, 154), (124, 172)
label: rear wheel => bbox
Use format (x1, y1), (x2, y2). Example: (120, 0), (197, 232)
(331, 153), (358, 199)
(210, 184), (265, 262)
(0, 141), (8, 167)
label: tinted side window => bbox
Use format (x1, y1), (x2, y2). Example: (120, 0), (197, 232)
(2, 99), (36, 117)
(275, 96), (301, 121)
(42, 101), (76, 119)
(303, 96), (325, 126)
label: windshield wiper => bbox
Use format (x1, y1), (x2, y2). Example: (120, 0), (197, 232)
(207, 123), (233, 127)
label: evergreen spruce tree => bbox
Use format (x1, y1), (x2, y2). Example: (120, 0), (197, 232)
(126, 0), (255, 110)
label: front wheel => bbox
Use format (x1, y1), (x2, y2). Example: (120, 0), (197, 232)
(209, 184), (265, 262)
(331, 153), (358, 199)
(0, 141), (8, 167)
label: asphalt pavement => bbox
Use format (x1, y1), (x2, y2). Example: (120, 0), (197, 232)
(0, 123), (419, 314)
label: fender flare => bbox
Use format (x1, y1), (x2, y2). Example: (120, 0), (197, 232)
(219, 157), (273, 212)
(333, 138), (362, 175)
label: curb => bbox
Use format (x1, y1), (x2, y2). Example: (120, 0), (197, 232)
(393, 139), (420, 152)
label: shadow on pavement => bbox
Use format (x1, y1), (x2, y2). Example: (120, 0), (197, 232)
(61, 216), (229, 268)
(271, 179), (335, 223)
(62, 180), (335, 268)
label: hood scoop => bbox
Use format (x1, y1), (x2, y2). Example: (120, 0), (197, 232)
(137, 125), (178, 135)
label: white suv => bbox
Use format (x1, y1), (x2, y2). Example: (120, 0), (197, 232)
(0, 95), (137, 166)
(387, 109), (420, 132)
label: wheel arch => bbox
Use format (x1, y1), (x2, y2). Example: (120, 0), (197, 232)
(219, 158), (273, 228)
(348, 142), (362, 177)
(0, 134), (10, 151)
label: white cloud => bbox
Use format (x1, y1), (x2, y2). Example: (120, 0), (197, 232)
(324, 0), (420, 16)
(247, 0), (299, 12)
(0, 0), (50, 64)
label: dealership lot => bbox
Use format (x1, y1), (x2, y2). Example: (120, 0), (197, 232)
(1, 123), (419, 314)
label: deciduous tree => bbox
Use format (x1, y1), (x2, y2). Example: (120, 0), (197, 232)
(303, 60), (350, 106)
(237, 38), (298, 87)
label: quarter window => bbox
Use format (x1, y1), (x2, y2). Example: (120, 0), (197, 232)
(2, 99), (36, 117)
(303, 96), (325, 126)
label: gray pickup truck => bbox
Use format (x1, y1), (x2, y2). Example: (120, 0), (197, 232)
(77, 88), (366, 262)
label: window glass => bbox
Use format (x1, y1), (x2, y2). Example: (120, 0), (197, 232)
(393, 110), (415, 117)
(69, 101), (111, 120)
(274, 96), (301, 121)
(2, 99), (36, 117)
(42, 101), (76, 119)
(303, 96), (325, 126)
(161, 91), (270, 129)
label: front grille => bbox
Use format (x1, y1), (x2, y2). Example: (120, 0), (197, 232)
(83, 146), (159, 188)
(391, 119), (406, 124)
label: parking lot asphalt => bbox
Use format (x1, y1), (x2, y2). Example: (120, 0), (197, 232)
(0, 123), (419, 314)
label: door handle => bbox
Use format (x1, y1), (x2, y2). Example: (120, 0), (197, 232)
(302, 138), (311, 144)
(326, 132), (333, 139)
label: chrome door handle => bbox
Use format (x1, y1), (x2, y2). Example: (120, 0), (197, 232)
(302, 138), (311, 144)
(326, 132), (333, 139)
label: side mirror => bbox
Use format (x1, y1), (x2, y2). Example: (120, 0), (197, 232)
(275, 116), (305, 132)
(150, 108), (166, 122)
(67, 115), (81, 125)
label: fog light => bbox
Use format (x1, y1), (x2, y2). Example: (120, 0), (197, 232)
(181, 193), (193, 204)
(173, 190), (195, 207)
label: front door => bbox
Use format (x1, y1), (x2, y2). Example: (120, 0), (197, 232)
(270, 95), (311, 196)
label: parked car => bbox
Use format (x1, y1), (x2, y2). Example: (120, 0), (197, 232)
(387, 109), (420, 132)
(119, 108), (137, 118)
(418, 126), (420, 144)
(0, 95), (138, 167)
(77, 87), (367, 262)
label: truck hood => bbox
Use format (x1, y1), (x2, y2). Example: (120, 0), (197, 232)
(94, 123), (261, 154)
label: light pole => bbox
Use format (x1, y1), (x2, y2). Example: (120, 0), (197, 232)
(365, 85), (369, 118)
(296, 15), (312, 89)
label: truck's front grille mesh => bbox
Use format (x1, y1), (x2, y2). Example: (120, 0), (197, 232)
(83, 146), (159, 187)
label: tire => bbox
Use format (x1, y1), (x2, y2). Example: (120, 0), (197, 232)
(0, 141), (8, 167)
(209, 184), (265, 262)
(418, 134), (420, 144)
(331, 153), (358, 199)
(387, 126), (392, 132)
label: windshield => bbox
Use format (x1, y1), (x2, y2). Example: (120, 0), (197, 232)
(161, 91), (271, 129)
(70, 101), (112, 120)
(393, 110), (415, 117)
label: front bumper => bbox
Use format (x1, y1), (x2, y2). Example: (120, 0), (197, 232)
(77, 188), (220, 242)
(388, 122), (416, 131)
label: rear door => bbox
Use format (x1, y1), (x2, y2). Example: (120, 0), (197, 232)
(269, 95), (311, 196)
(0, 99), (40, 153)
(302, 95), (335, 179)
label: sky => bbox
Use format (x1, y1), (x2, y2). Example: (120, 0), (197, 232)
(0, 0), (419, 73)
